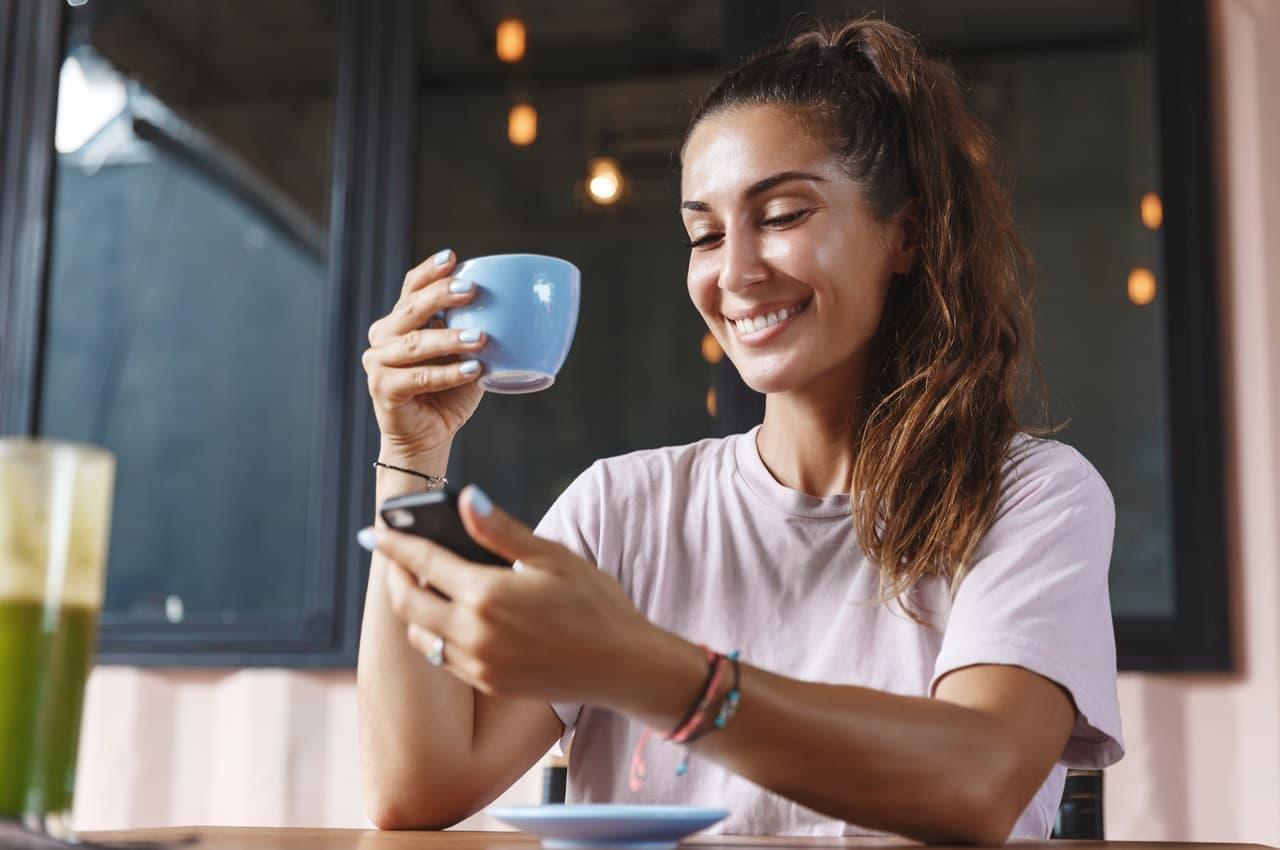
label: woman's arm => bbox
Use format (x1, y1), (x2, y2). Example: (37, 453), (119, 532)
(365, 495), (1077, 842)
(606, 626), (1075, 845)
(358, 443), (563, 829)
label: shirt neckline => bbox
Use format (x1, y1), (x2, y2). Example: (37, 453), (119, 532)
(732, 424), (853, 519)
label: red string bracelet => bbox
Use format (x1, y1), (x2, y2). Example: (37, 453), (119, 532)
(628, 645), (734, 791)
(668, 652), (729, 744)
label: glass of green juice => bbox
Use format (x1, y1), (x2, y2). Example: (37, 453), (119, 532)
(0, 438), (114, 839)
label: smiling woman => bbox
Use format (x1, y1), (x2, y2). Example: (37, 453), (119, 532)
(356, 15), (1121, 845)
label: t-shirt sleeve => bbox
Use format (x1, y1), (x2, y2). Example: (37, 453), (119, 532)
(530, 461), (605, 757)
(929, 440), (1125, 769)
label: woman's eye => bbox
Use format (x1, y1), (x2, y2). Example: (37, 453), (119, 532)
(763, 209), (811, 227)
(683, 232), (723, 249)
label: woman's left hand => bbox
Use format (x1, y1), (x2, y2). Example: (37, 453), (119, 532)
(368, 485), (655, 706)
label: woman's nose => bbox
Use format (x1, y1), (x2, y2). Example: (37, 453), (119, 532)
(718, 233), (768, 292)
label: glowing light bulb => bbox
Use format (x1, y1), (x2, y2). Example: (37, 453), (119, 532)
(586, 157), (624, 205)
(706, 387), (718, 418)
(496, 19), (526, 63)
(701, 332), (723, 364)
(508, 103), (536, 146)
(1140, 192), (1163, 230)
(1128, 267), (1157, 306)
(589, 174), (619, 202)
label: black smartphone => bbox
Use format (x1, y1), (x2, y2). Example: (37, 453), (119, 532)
(378, 488), (511, 567)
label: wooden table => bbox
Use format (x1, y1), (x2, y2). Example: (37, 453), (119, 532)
(81, 826), (1275, 850)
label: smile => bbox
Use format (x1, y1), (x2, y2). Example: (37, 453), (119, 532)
(724, 298), (811, 342)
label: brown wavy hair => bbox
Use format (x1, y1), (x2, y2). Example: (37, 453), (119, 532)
(682, 16), (1056, 625)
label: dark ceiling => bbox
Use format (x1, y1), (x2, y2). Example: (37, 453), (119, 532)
(77, 0), (1146, 106)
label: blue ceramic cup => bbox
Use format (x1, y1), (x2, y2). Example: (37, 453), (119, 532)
(444, 254), (581, 394)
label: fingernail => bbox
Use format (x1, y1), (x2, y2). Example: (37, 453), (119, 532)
(459, 360), (481, 375)
(449, 279), (474, 294)
(459, 328), (482, 343)
(432, 249), (453, 266)
(357, 526), (379, 552)
(467, 485), (493, 517)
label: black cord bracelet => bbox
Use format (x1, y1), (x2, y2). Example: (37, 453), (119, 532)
(372, 460), (447, 488)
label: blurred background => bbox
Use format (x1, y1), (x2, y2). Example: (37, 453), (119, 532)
(0, 0), (1275, 842)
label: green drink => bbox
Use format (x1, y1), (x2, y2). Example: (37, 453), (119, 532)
(0, 439), (114, 838)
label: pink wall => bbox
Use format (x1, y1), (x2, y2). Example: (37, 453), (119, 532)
(1101, 0), (1280, 842)
(69, 0), (1280, 841)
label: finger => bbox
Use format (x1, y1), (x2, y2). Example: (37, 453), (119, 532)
(363, 326), (486, 370)
(401, 248), (455, 298)
(368, 277), (478, 345)
(367, 360), (483, 405)
(457, 485), (553, 568)
(374, 525), (497, 602)
(385, 562), (455, 634)
(405, 624), (487, 690)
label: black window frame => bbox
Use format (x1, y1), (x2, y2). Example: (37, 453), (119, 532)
(0, 0), (1229, 671)
(0, 0), (422, 667)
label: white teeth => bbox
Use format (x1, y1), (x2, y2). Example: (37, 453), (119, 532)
(729, 300), (808, 336)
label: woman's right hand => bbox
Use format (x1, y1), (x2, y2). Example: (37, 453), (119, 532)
(362, 249), (488, 459)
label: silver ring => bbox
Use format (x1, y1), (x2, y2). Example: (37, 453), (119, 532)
(427, 634), (446, 667)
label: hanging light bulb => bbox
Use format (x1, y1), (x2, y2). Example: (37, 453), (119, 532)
(586, 157), (624, 205)
(706, 387), (718, 418)
(701, 332), (723, 364)
(1128, 267), (1157, 306)
(508, 103), (537, 146)
(1140, 192), (1163, 230)
(496, 19), (526, 63)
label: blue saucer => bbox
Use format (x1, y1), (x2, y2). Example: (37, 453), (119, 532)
(486, 804), (730, 850)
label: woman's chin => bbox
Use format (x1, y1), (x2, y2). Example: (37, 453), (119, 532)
(734, 361), (809, 396)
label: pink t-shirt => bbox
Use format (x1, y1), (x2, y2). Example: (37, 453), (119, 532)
(534, 426), (1124, 838)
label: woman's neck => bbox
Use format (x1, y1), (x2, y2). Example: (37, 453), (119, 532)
(756, 373), (863, 498)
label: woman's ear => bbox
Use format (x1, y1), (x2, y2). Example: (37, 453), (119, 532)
(890, 201), (921, 276)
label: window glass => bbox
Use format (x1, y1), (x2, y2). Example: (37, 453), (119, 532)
(415, 2), (725, 524)
(39, 0), (339, 628)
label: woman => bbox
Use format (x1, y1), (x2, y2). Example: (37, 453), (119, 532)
(355, 16), (1123, 844)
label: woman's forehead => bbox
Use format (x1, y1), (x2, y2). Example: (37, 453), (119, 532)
(681, 105), (840, 203)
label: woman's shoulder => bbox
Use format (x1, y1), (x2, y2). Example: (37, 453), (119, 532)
(998, 432), (1114, 519)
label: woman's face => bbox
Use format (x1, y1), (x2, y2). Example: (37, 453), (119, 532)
(681, 104), (914, 396)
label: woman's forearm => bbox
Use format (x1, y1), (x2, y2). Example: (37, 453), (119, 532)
(603, 626), (1021, 845)
(357, 441), (478, 828)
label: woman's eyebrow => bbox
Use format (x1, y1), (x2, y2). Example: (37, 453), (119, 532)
(681, 170), (827, 212)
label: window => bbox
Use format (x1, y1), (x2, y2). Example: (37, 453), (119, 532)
(0, 0), (1226, 669)
(37, 0), (353, 661)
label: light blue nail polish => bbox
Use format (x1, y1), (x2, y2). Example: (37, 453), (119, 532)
(357, 526), (378, 552)
(449, 279), (474, 294)
(432, 249), (452, 266)
(459, 328), (482, 343)
(459, 360), (481, 375)
(468, 485), (493, 517)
